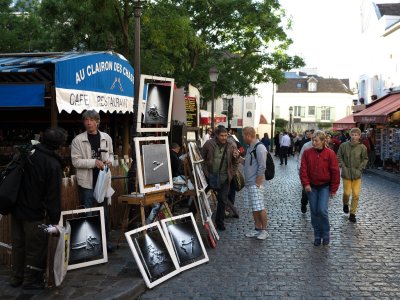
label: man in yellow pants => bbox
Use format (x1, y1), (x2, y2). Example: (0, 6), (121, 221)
(337, 128), (369, 223)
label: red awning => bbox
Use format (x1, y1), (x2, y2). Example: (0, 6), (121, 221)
(332, 114), (356, 130)
(354, 92), (400, 123)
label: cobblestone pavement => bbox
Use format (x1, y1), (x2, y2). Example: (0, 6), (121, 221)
(139, 155), (400, 299)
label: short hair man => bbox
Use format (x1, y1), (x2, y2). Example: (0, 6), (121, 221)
(11, 127), (67, 289)
(279, 131), (291, 165)
(170, 143), (182, 178)
(337, 128), (368, 223)
(71, 110), (114, 249)
(201, 126), (239, 231)
(241, 126), (268, 240)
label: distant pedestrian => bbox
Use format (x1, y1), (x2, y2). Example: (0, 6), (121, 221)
(261, 133), (270, 151)
(273, 132), (280, 157)
(279, 131), (290, 165)
(201, 128), (213, 147)
(297, 140), (312, 213)
(11, 127), (67, 289)
(337, 128), (368, 223)
(241, 127), (268, 240)
(170, 143), (183, 178)
(300, 130), (340, 246)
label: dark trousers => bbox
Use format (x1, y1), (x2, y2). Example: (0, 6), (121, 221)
(280, 146), (289, 165)
(215, 180), (230, 226)
(11, 216), (47, 281)
(228, 179), (236, 205)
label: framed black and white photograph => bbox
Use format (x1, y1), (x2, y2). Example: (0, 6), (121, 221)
(161, 213), (209, 272)
(125, 222), (180, 288)
(134, 136), (173, 194)
(59, 207), (108, 270)
(137, 75), (174, 133)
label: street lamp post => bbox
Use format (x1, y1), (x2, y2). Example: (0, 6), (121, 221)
(209, 66), (219, 131)
(227, 97), (233, 130)
(289, 106), (293, 133)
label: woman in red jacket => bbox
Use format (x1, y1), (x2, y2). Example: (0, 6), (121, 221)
(300, 131), (340, 246)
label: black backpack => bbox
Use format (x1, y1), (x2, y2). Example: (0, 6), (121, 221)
(0, 146), (32, 215)
(250, 142), (275, 181)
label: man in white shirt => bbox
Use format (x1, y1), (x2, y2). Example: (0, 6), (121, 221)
(279, 131), (291, 165)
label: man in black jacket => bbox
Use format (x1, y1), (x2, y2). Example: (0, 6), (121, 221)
(10, 127), (67, 289)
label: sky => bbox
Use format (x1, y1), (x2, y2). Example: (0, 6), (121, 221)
(278, 0), (363, 83)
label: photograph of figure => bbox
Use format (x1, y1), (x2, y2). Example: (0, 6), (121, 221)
(143, 83), (171, 125)
(142, 143), (170, 185)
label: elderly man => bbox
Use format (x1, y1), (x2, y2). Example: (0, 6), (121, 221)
(201, 126), (239, 231)
(71, 110), (114, 250)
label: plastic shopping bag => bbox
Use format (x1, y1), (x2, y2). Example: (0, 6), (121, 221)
(93, 166), (111, 203)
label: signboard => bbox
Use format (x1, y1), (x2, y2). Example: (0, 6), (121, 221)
(185, 96), (198, 127)
(55, 53), (134, 114)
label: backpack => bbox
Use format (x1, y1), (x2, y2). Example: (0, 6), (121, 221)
(0, 147), (32, 215)
(250, 142), (275, 181)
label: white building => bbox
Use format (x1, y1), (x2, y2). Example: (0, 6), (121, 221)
(358, 0), (400, 104)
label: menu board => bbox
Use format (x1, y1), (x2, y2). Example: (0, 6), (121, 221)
(185, 96), (198, 127)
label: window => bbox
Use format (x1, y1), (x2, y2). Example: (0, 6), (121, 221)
(296, 83), (302, 88)
(308, 106), (315, 116)
(294, 106), (305, 118)
(321, 106), (331, 120)
(308, 82), (317, 92)
(222, 98), (229, 111)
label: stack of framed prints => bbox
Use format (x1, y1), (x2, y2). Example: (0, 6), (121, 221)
(59, 207), (108, 270)
(125, 213), (208, 288)
(187, 142), (219, 247)
(134, 136), (173, 194)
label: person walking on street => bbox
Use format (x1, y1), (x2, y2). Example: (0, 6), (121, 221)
(297, 139), (313, 213)
(261, 133), (270, 151)
(279, 131), (291, 165)
(240, 127), (268, 240)
(337, 128), (369, 223)
(71, 110), (115, 251)
(11, 127), (67, 289)
(300, 130), (340, 246)
(201, 126), (239, 231)
(273, 132), (280, 157)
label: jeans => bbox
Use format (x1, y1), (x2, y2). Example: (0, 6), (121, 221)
(215, 179), (230, 226)
(79, 186), (111, 242)
(342, 178), (362, 215)
(307, 185), (330, 240)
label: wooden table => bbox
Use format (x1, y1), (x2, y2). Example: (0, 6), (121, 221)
(117, 191), (172, 247)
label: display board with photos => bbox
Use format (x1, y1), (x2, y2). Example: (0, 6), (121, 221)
(59, 207), (108, 270)
(137, 75), (175, 133)
(125, 213), (208, 288)
(187, 142), (219, 244)
(134, 136), (173, 194)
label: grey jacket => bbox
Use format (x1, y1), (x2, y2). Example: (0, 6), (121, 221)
(71, 131), (114, 189)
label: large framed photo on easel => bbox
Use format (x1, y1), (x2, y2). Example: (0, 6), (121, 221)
(134, 136), (173, 194)
(59, 207), (108, 270)
(136, 75), (174, 133)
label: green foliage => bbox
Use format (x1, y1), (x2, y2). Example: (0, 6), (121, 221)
(275, 118), (288, 133)
(317, 122), (332, 129)
(1, 0), (304, 99)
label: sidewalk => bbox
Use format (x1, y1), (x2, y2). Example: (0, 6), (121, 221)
(0, 231), (146, 300)
(364, 168), (400, 185)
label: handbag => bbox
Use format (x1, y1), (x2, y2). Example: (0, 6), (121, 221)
(232, 169), (245, 192)
(208, 144), (228, 190)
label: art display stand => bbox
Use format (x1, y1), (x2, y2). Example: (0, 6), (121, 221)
(187, 141), (219, 248)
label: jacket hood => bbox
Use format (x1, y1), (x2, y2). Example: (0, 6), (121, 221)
(34, 144), (63, 164)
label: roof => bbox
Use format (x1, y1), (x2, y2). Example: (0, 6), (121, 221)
(354, 92), (400, 123)
(332, 114), (356, 130)
(377, 3), (400, 17)
(277, 77), (352, 94)
(0, 52), (134, 113)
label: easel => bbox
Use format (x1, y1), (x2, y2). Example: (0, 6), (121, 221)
(116, 169), (172, 247)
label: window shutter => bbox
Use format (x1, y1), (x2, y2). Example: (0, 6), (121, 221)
(330, 107), (336, 122)
(301, 106), (305, 118)
(316, 106), (322, 122)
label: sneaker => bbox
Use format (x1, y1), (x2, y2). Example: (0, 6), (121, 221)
(245, 230), (260, 238)
(256, 230), (269, 240)
(301, 204), (307, 213)
(343, 205), (349, 214)
(349, 214), (356, 223)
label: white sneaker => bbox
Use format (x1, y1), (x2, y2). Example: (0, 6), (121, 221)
(256, 230), (269, 240)
(245, 230), (259, 238)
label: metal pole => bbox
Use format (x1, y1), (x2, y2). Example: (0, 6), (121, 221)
(211, 82), (215, 131)
(270, 83), (275, 152)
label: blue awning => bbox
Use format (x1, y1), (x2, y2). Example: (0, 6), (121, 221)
(0, 84), (45, 107)
(0, 51), (134, 113)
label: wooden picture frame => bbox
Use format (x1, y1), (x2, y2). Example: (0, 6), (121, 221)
(161, 213), (209, 272)
(137, 74), (175, 133)
(134, 136), (173, 194)
(125, 222), (180, 288)
(59, 207), (108, 270)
